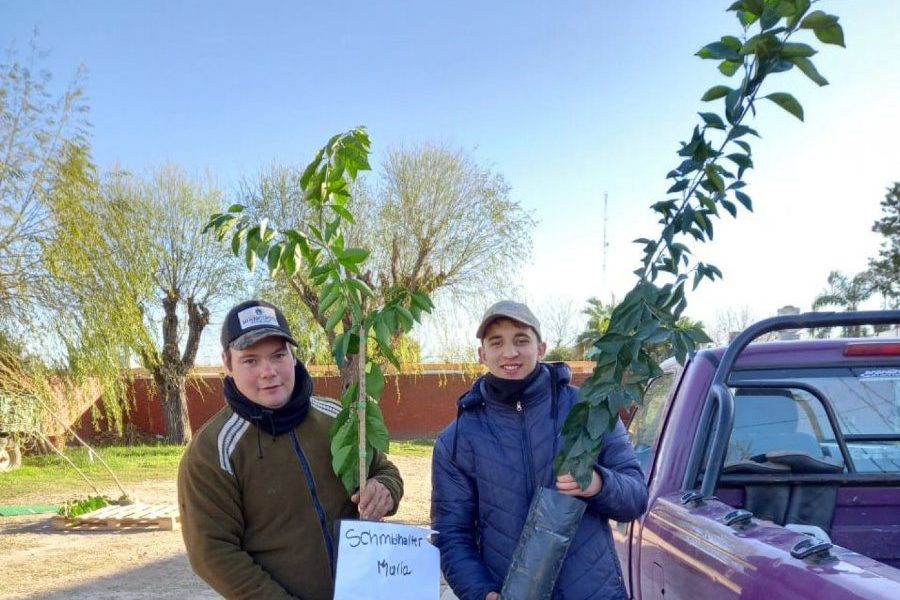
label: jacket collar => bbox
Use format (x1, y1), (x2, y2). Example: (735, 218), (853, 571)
(458, 362), (572, 412)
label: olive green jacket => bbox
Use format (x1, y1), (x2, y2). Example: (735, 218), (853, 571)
(178, 396), (403, 600)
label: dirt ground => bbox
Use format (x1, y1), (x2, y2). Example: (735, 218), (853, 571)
(0, 455), (432, 599)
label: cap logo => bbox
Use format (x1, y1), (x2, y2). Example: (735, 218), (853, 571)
(237, 306), (278, 330)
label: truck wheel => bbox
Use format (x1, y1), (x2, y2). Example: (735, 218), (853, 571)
(0, 444), (21, 472)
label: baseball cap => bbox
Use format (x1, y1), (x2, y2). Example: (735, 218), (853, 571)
(221, 300), (298, 351)
(475, 300), (542, 341)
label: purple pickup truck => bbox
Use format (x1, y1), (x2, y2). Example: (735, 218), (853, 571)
(613, 310), (900, 599)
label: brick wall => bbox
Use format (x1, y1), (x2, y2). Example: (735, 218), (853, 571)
(77, 363), (595, 440)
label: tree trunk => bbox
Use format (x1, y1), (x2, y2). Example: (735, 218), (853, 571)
(162, 374), (192, 444)
(156, 291), (193, 444)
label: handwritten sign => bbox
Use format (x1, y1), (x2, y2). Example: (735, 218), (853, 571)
(334, 520), (440, 600)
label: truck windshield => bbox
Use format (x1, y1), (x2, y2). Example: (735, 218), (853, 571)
(731, 366), (900, 473)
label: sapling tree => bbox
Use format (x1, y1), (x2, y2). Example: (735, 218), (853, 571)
(206, 128), (434, 494)
(556, 0), (847, 487)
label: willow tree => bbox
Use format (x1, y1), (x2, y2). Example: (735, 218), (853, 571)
(47, 165), (244, 443)
(0, 43), (131, 441)
(557, 0), (848, 486)
(0, 41), (89, 322)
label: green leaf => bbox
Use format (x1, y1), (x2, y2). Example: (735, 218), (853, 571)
(759, 4), (781, 30)
(696, 42), (741, 61)
(787, 0), (811, 28)
(718, 59), (741, 77)
(283, 242), (299, 276)
(318, 284), (342, 317)
(765, 92), (804, 121)
(799, 11), (844, 47)
(701, 85), (731, 102)
(790, 56), (828, 86)
(227, 203), (245, 213)
(741, 0), (764, 16)
(245, 244), (257, 273)
(410, 291), (434, 312)
(812, 23), (844, 47)
(724, 87), (742, 124)
(340, 384), (359, 410)
(698, 112), (726, 130)
(365, 363), (386, 400)
(267, 243), (283, 275)
(395, 306), (415, 330)
(347, 278), (375, 298)
(740, 32), (781, 57)
(721, 199), (738, 217)
(366, 400), (390, 453)
(667, 179), (689, 193)
(300, 149), (325, 189)
(231, 229), (245, 257)
(374, 316), (392, 349)
(332, 204), (355, 223)
(727, 125), (760, 140)
(779, 42), (817, 59)
(339, 248), (370, 265)
(325, 299), (347, 331)
(705, 165), (725, 193)
(735, 191), (753, 211)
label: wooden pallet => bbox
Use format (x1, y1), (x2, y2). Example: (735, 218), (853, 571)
(51, 502), (180, 531)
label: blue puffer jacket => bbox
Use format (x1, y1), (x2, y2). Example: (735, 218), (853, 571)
(431, 363), (648, 600)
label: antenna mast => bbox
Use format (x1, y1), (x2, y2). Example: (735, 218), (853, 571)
(602, 191), (609, 283)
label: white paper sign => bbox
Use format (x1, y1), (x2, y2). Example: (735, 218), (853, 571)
(334, 520), (440, 600)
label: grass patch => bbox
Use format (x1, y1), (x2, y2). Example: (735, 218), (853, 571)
(0, 439), (433, 504)
(0, 444), (185, 504)
(389, 439), (434, 458)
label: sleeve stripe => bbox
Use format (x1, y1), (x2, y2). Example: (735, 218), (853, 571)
(217, 412), (250, 475)
(311, 397), (341, 418)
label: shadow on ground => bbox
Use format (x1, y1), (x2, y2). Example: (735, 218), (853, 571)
(22, 555), (218, 600)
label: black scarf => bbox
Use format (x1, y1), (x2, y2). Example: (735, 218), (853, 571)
(483, 365), (542, 406)
(223, 361), (313, 436)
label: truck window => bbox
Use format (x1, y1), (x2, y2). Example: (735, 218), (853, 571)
(628, 373), (674, 476)
(731, 366), (900, 473)
(726, 387), (839, 464)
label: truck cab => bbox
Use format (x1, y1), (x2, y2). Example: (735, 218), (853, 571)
(614, 311), (900, 599)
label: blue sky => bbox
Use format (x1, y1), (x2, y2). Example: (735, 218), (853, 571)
(3, 0), (898, 362)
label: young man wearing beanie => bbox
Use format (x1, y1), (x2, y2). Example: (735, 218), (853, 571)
(178, 300), (403, 600)
(431, 300), (648, 600)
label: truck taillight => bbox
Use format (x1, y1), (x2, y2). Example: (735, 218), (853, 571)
(844, 342), (900, 356)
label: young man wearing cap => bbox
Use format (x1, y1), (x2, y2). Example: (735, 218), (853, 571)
(431, 300), (648, 600)
(178, 300), (403, 600)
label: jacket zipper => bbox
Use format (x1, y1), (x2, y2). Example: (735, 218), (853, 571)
(516, 400), (536, 497)
(289, 430), (337, 575)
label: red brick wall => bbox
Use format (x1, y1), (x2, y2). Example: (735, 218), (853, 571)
(78, 365), (593, 440)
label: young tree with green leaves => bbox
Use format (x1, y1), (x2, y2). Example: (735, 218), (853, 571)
(557, 0), (848, 488)
(232, 142), (534, 377)
(207, 128), (434, 494)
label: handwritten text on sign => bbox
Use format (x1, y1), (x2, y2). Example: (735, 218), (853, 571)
(334, 520), (440, 600)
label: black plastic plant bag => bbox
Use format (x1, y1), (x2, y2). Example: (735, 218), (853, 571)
(500, 486), (586, 600)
